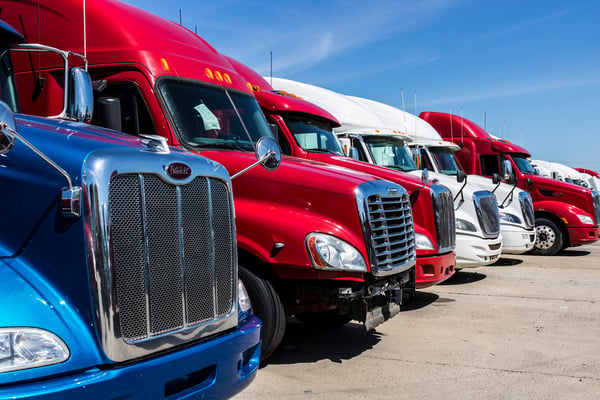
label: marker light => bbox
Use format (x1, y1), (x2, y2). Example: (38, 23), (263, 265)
(205, 68), (214, 80)
(160, 57), (170, 72)
(214, 70), (223, 82)
(223, 73), (232, 84)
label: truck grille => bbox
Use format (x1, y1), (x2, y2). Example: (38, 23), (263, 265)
(358, 181), (416, 277)
(109, 174), (234, 342)
(519, 191), (535, 229)
(473, 190), (500, 238)
(430, 184), (456, 252)
(593, 190), (600, 227)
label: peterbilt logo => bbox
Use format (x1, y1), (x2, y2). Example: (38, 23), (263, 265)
(166, 163), (192, 180)
(388, 187), (399, 195)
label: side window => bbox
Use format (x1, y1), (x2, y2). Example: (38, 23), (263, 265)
(351, 138), (369, 162)
(480, 154), (499, 176)
(266, 116), (291, 156)
(93, 81), (155, 135)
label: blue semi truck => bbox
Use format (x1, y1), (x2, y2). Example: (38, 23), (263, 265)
(0, 20), (261, 399)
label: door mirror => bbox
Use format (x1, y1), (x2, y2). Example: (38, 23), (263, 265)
(492, 173), (500, 185)
(456, 169), (466, 183)
(0, 101), (16, 155)
(256, 136), (281, 171)
(500, 159), (514, 182)
(68, 67), (94, 123)
(412, 147), (422, 169)
(348, 147), (360, 160)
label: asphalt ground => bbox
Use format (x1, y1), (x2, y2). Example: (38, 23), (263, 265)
(235, 242), (600, 400)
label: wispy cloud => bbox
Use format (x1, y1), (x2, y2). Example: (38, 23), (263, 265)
(420, 73), (600, 107)
(480, 10), (570, 39)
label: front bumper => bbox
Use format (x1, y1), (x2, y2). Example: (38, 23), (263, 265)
(0, 317), (262, 400)
(415, 252), (456, 289)
(455, 233), (503, 268)
(568, 226), (600, 246)
(501, 225), (536, 254)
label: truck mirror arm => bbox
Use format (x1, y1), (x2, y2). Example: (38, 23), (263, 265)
(231, 136), (281, 179)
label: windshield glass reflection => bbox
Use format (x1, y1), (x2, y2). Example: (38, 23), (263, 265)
(158, 79), (273, 151)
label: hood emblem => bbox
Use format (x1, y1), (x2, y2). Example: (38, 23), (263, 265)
(388, 187), (399, 195)
(166, 163), (192, 180)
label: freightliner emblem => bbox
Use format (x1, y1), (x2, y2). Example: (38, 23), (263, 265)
(166, 162), (192, 180)
(388, 187), (399, 195)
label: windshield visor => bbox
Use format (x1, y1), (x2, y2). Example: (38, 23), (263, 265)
(158, 79), (273, 151)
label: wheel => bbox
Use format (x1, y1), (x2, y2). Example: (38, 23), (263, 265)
(238, 266), (286, 360)
(530, 217), (564, 256)
(295, 310), (351, 328)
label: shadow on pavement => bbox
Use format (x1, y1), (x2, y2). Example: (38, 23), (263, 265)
(401, 291), (439, 311)
(492, 257), (524, 266)
(440, 270), (487, 285)
(264, 319), (382, 366)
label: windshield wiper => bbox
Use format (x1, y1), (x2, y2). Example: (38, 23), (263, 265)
(383, 165), (415, 172)
(308, 148), (342, 155)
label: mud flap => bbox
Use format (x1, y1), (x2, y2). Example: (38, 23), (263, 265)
(364, 288), (402, 331)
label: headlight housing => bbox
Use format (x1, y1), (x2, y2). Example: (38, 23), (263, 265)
(500, 212), (521, 224)
(0, 328), (69, 372)
(415, 233), (435, 250)
(577, 214), (594, 225)
(306, 233), (367, 272)
(456, 218), (477, 232)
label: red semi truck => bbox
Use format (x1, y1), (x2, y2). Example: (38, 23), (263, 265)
(228, 57), (456, 288)
(421, 112), (600, 255)
(5, 0), (417, 359)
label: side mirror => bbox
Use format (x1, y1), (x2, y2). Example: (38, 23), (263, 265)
(526, 178), (533, 189)
(412, 147), (422, 169)
(256, 136), (281, 171)
(492, 173), (500, 185)
(68, 67), (94, 123)
(456, 169), (466, 183)
(0, 102), (17, 155)
(500, 159), (513, 182)
(230, 136), (281, 179)
(268, 123), (278, 138)
(349, 147), (360, 160)
(421, 168), (429, 186)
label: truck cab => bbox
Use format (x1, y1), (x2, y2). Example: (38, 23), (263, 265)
(269, 78), (506, 268)
(3, 0), (417, 360)
(0, 18), (261, 399)
(421, 111), (600, 255)
(227, 56), (455, 288)
(343, 96), (535, 255)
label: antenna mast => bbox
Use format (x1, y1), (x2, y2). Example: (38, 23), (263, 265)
(83, 0), (87, 59)
(449, 106), (453, 142)
(270, 51), (273, 86)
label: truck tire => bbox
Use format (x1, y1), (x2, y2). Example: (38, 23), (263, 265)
(530, 217), (564, 256)
(239, 266), (286, 360)
(295, 310), (351, 328)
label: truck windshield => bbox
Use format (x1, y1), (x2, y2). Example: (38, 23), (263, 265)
(512, 155), (537, 175)
(429, 147), (460, 175)
(362, 135), (417, 172)
(283, 116), (345, 155)
(158, 79), (274, 151)
(0, 48), (20, 112)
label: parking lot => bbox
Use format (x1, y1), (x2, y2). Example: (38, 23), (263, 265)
(236, 242), (600, 399)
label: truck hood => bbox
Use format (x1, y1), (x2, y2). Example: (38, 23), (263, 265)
(528, 173), (594, 196)
(0, 114), (214, 257)
(199, 151), (381, 196)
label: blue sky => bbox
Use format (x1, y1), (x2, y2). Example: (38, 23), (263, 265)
(124, 0), (600, 171)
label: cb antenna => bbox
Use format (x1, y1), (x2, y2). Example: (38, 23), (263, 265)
(270, 51), (272, 86)
(449, 105), (453, 143)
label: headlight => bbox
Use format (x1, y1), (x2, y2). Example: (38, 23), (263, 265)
(238, 279), (252, 314)
(0, 328), (69, 372)
(577, 214), (594, 225)
(415, 233), (435, 250)
(456, 218), (477, 232)
(500, 212), (521, 224)
(306, 233), (367, 272)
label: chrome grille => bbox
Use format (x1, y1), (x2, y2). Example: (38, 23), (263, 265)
(519, 191), (535, 229)
(593, 190), (600, 227)
(109, 174), (234, 343)
(473, 190), (500, 238)
(430, 184), (456, 252)
(358, 181), (416, 277)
